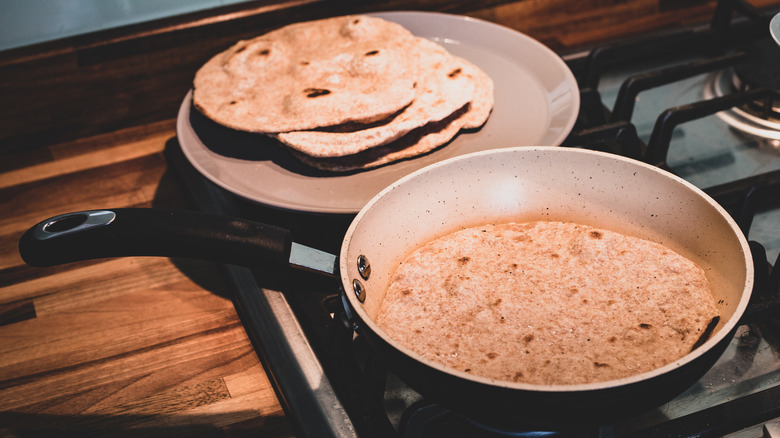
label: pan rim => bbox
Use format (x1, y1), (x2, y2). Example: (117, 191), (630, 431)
(340, 145), (754, 392)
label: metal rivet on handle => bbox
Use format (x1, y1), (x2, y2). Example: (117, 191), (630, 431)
(357, 254), (371, 280)
(352, 279), (366, 303)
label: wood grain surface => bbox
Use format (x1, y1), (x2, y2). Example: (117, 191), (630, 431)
(0, 121), (294, 436)
(2, 1), (780, 436)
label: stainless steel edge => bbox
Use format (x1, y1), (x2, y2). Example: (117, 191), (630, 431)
(289, 242), (339, 277)
(165, 142), (358, 438)
(222, 264), (358, 438)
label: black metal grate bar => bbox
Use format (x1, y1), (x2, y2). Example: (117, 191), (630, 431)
(625, 381), (780, 438)
(611, 52), (747, 123)
(644, 88), (773, 168)
(563, 121), (643, 160)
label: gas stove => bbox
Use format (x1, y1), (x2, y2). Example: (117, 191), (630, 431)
(167, 2), (780, 436)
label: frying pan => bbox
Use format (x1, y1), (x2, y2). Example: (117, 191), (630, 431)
(19, 147), (753, 429)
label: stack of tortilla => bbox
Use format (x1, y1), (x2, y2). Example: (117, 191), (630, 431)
(192, 15), (494, 172)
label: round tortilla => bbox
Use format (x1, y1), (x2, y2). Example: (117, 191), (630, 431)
(290, 104), (470, 172)
(192, 15), (421, 133)
(275, 38), (477, 157)
(289, 56), (494, 172)
(376, 221), (719, 385)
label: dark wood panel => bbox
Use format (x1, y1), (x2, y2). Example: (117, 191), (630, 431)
(5, 0), (780, 154)
(0, 0), (511, 153)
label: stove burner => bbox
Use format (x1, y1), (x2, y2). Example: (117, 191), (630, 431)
(705, 70), (780, 140)
(731, 74), (780, 119)
(704, 39), (780, 140)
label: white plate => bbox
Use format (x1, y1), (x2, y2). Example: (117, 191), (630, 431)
(176, 11), (580, 214)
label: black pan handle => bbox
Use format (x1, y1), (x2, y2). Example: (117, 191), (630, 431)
(19, 208), (292, 268)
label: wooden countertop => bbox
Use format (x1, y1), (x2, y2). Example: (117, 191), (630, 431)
(0, 119), (295, 436)
(2, 1), (779, 436)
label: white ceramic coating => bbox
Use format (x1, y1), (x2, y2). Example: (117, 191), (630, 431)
(340, 147), (753, 391)
(771, 12), (780, 46)
(176, 11), (579, 213)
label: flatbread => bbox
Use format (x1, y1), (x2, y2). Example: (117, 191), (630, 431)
(275, 38), (477, 157)
(192, 14), (495, 172)
(290, 104), (469, 172)
(376, 221), (719, 385)
(459, 57), (494, 129)
(289, 57), (493, 171)
(192, 15), (421, 133)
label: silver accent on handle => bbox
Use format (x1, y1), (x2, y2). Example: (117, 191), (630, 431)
(288, 242), (338, 277)
(34, 210), (116, 240)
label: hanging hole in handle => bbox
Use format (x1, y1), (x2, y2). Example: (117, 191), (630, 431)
(44, 214), (89, 233)
(34, 210), (116, 240)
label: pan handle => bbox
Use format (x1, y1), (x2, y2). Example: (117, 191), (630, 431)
(19, 208), (292, 269)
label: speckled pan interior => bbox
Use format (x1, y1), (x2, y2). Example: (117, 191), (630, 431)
(340, 146), (753, 390)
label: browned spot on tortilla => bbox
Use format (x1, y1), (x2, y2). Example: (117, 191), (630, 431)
(448, 68), (463, 78)
(589, 231), (603, 239)
(608, 336), (617, 343)
(256, 48), (270, 56)
(401, 289), (412, 296)
(675, 326), (691, 340)
(513, 372), (524, 381)
(444, 275), (459, 296)
(486, 352), (498, 359)
(594, 362), (610, 368)
(523, 334), (534, 344)
(550, 253), (560, 259)
(491, 298), (502, 307)
(364, 49), (379, 56)
(639, 323), (652, 329)
(457, 256), (471, 266)
(304, 88), (331, 98)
